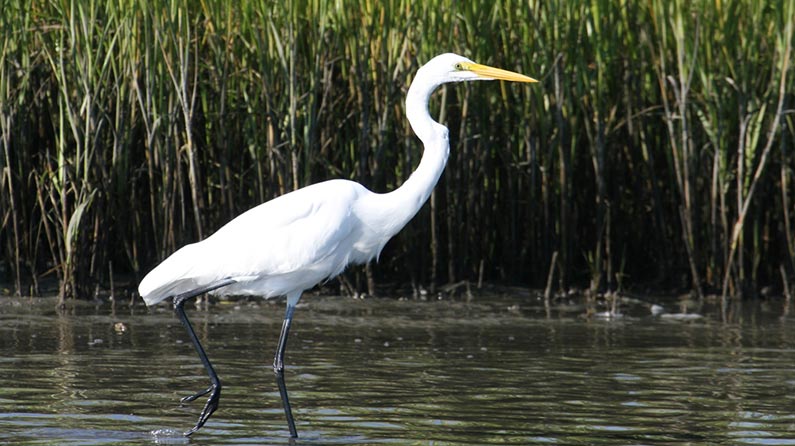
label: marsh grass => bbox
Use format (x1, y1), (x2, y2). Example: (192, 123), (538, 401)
(1, 0), (793, 301)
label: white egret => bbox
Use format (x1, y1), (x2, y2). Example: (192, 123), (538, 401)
(138, 52), (536, 438)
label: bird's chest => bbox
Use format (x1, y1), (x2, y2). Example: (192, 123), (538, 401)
(347, 225), (390, 265)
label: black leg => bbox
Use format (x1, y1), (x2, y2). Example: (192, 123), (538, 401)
(273, 303), (298, 438)
(180, 384), (213, 404)
(275, 369), (297, 439)
(170, 279), (235, 436)
(273, 303), (296, 372)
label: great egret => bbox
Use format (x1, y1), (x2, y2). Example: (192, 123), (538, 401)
(138, 52), (536, 438)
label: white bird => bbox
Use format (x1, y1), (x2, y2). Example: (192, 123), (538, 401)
(138, 52), (536, 438)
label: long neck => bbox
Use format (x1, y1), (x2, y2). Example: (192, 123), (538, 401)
(377, 75), (450, 236)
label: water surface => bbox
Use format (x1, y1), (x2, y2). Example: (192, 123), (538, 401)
(1, 292), (795, 445)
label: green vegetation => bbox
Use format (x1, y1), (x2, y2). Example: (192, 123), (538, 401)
(1, 0), (793, 302)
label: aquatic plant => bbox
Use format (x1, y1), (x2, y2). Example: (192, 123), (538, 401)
(0, 0), (793, 301)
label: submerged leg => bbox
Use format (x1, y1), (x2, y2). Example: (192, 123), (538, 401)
(275, 364), (297, 438)
(171, 279), (235, 436)
(273, 294), (300, 438)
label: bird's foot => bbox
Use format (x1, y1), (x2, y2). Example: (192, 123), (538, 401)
(180, 385), (213, 405)
(182, 383), (221, 436)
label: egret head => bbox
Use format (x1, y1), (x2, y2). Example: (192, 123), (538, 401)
(405, 52), (537, 140)
(420, 53), (538, 85)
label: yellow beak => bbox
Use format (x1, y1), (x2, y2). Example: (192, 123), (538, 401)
(464, 62), (538, 83)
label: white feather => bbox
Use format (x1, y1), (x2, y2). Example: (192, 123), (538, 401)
(138, 53), (535, 307)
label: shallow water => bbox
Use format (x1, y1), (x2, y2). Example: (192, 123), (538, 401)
(1, 292), (795, 445)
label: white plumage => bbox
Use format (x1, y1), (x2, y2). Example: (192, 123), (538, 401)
(138, 52), (536, 438)
(140, 180), (377, 305)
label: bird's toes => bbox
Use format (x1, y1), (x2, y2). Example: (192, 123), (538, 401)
(181, 384), (220, 436)
(195, 392), (220, 429)
(183, 425), (199, 437)
(180, 385), (213, 405)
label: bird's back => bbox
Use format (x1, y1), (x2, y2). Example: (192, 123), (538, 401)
(139, 180), (379, 306)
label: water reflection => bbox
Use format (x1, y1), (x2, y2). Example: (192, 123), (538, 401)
(0, 294), (794, 444)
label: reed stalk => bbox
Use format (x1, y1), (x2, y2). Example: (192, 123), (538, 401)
(0, 0), (792, 299)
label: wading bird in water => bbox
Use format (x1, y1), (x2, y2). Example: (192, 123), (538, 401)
(138, 52), (536, 438)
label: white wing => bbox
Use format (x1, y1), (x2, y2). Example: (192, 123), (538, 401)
(139, 179), (369, 305)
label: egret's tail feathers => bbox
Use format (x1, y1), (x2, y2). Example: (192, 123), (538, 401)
(138, 244), (207, 306)
(139, 278), (190, 306)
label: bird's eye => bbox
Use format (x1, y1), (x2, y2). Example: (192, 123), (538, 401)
(454, 62), (464, 71)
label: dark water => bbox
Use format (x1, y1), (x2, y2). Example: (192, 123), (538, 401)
(2, 292), (795, 445)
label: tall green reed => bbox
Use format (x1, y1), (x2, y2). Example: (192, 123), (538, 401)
(0, 0), (793, 300)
